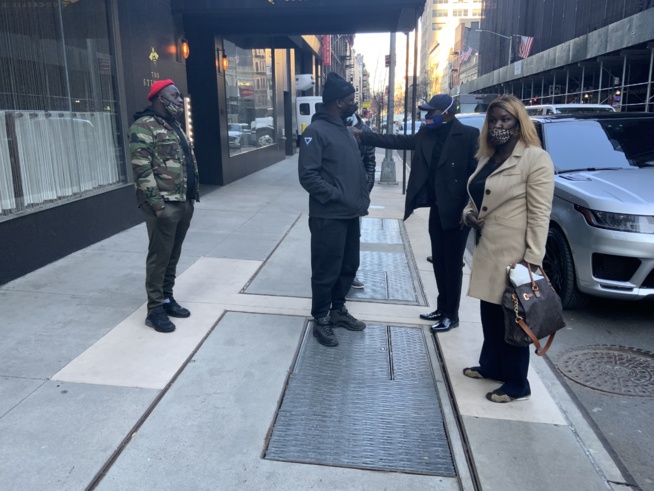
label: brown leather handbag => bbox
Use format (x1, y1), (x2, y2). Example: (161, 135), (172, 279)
(501, 263), (566, 356)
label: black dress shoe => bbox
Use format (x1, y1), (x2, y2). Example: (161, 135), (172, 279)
(430, 316), (459, 333)
(427, 256), (433, 263)
(419, 309), (443, 321)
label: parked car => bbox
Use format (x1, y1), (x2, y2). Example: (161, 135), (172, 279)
(228, 123), (243, 149)
(456, 112), (654, 308)
(228, 123), (255, 149)
(525, 104), (615, 116)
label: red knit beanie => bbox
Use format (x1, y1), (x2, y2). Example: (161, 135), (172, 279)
(147, 79), (174, 101)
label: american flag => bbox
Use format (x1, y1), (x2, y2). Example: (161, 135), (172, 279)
(518, 36), (534, 59)
(459, 46), (473, 63)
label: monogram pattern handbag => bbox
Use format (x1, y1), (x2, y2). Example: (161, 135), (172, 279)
(501, 263), (566, 356)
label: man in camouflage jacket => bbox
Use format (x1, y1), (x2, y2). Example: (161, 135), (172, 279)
(129, 79), (199, 333)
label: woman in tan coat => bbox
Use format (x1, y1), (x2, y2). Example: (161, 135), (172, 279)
(462, 95), (555, 403)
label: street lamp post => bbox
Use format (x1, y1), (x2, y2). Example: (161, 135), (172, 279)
(476, 29), (513, 66)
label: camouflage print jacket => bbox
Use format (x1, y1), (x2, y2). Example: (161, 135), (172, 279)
(129, 109), (200, 210)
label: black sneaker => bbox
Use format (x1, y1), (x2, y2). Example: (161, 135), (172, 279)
(163, 297), (191, 318)
(146, 306), (176, 333)
(313, 317), (338, 347)
(330, 306), (366, 331)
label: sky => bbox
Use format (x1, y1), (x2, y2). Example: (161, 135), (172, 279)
(352, 32), (416, 93)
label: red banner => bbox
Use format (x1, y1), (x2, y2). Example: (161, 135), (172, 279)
(322, 35), (331, 66)
(239, 86), (254, 98)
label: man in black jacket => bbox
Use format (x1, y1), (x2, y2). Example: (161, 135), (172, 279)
(354, 94), (479, 333)
(346, 112), (376, 289)
(298, 73), (370, 347)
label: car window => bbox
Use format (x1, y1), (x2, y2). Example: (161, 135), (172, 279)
(543, 119), (654, 170)
(456, 115), (485, 130)
(228, 124), (240, 132)
(299, 103), (311, 116)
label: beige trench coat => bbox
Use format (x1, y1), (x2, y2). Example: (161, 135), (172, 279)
(463, 141), (555, 304)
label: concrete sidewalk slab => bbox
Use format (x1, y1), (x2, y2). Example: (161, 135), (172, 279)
(0, 290), (140, 379)
(438, 318), (566, 425)
(97, 312), (454, 491)
(0, 380), (157, 490)
(464, 417), (609, 491)
(52, 302), (224, 390)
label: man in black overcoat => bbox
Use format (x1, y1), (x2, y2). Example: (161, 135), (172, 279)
(354, 94), (479, 332)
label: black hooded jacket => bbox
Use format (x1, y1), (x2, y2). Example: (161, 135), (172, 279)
(298, 104), (370, 219)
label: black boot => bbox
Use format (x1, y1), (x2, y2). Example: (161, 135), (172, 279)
(330, 306), (366, 331)
(313, 317), (338, 347)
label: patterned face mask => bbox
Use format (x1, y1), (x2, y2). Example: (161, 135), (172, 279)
(159, 96), (184, 118)
(488, 127), (513, 145)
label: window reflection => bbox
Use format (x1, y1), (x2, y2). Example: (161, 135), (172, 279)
(0, 0), (124, 219)
(223, 41), (275, 156)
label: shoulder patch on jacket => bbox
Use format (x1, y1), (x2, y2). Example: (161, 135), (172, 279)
(304, 137), (313, 145)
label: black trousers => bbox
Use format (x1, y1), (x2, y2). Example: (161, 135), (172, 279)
(428, 206), (470, 319)
(142, 200), (194, 311)
(479, 300), (531, 398)
(309, 217), (360, 319)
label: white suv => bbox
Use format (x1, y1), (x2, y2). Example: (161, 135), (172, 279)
(457, 112), (654, 309)
(525, 104), (615, 116)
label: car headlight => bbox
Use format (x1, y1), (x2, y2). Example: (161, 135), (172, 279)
(574, 205), (654, 234)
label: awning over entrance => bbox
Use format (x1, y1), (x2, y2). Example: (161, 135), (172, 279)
(175, 0), (426, 34)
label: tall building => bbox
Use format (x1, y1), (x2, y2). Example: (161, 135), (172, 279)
(419, 0), (482, 96)
(353, 53), (372, 119)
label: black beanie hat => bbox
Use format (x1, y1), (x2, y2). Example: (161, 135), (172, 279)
(322, 72), (355, 104)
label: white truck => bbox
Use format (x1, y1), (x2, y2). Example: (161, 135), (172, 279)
(296, 96), (322, 146)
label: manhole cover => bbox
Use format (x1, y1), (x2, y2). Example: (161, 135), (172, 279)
(558, 345), (654, 396)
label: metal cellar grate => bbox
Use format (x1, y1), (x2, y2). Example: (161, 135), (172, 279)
(264, 324), (456, 476)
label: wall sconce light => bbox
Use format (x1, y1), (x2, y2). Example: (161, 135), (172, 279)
(181, 38), (190, 59)
(216, 47), (228, 73)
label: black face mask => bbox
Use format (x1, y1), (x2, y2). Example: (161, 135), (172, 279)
(341, 102), (358, 119)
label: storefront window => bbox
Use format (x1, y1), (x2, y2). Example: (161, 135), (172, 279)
(223, 41), (275, 156)
(0, 0), (124, 220)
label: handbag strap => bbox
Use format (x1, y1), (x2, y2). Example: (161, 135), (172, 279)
(515, 317), (556, 356)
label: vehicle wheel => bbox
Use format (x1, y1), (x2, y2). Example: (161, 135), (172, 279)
(257, 134), (272, 146)
(543, 226), (588, 309)
(256, 129), (274, 147)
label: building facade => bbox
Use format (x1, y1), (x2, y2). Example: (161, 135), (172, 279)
(419, 0), (482, 96)
(464, 1), (654, 111)
(0, 0), (425, 284)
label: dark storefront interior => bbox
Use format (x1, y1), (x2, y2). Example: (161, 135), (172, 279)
(0, 0), (425, 284)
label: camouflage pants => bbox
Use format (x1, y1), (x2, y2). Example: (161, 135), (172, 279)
(142, 200), (194, 311)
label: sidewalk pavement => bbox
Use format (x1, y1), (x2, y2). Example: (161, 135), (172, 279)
(0, 151), (629, 490)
